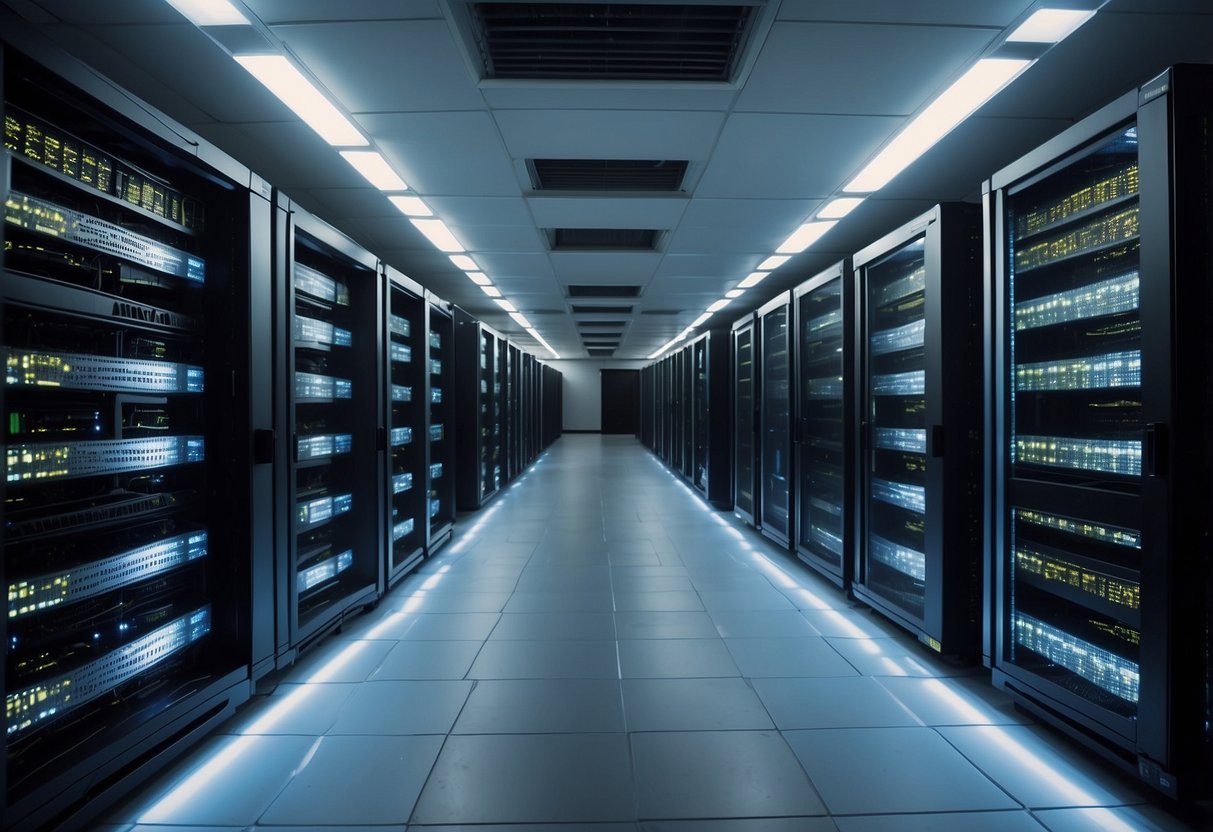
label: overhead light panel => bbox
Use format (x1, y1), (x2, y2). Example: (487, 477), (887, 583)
(481, 284), (502, 297)
(465, 271), (492, 286)
(233, 55), (367, 147)
(164, 0), (247, 25)
(757, 255), (790, 271)
(1007, 8), (1095, 43)
(449, 255), (478, 270)
(776, 220), (838, 254)
(410, 218), (465, 252)
(706, 298), (732, 313)
(737, 271), (768, 289)
(494, 299), (517, 312)
(692, 312), (713, 327)
(340, 150), (408, 191)
(525, 328), (559, 359)
(845, 58), (1031, 193)
(388, 195), (431, 216)
(509, 311), (532, 328)
(818, 197), (865, 219)
(725, 289), (744, 299)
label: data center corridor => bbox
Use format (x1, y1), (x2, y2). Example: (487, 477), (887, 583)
(101, 434), (1204, 831)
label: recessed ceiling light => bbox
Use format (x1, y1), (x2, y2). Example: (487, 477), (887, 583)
(165, 0), (247, 26)
(692, 312), (713, 327)
(481, 284), (502, 297)
(1007, 8), (1095, 43)
(388, 195), (431, 216)
(410, 218), (465, 252)
(706, 298), (732, 313)
(737, 271), (768, 289)
(234, 55), (367, 146)
(726, 289), (744, 299)
(757, 255), (790, 271)
(776, 221), (838, 254)
(449, 254), (478, 270)
(494, 298), (517, 312)
(340, 150), (408, 191)
(509, 311), (532, 328)
(466, 271), (492, 286)
(818, 197), (865, 219)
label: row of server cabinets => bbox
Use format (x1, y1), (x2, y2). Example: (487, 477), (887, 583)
(0, 41), (559, 829)
(640, 66), (1213, 799)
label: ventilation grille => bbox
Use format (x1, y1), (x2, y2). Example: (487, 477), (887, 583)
(548, 228), (659, 251)
(571, 304), (633, 314)
(472, 3), (753, 81)
(577, 320), (628, 328)
(586, 347), (617, 356)
(531, 159), (687, 192)
(567, 285), (642, 298)
(583, 340), (620, 348)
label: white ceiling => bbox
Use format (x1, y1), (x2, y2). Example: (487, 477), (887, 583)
(2, 0), (1212, 358)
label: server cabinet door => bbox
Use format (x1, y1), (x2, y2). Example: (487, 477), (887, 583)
(759, 296), (793, 547)
(386, 271), (425, 586)
(733, 320), (757, 526)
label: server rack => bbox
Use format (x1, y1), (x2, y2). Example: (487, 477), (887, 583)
(506, 342), (521, 480)
(639, 363), (653, 447)
(522, 352), (537, 463)
(661, 356), (673, 464)
(758, 292), (794, 548)
(277, 200), (382, 659)
(2, 42), (258, 828)
(680, 348), (694, 479)
(853, 203), (983, 655)
(426, 293), (455, 552)
(542, 363), (562, 447)
(689, 329), (733, 509)
(385, 266), (425, 587)
(732, 312), (758, 527)
(455, 308), (503, 510)
(986, 66), (1213, 796)
(793, 261), (855, 588)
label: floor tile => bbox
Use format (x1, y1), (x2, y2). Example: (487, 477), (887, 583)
(121, 735), (316, 825)
(825, 637), (972, 677)
(1032, 805), (1213, 832)
(623, 677), (774, 731)
(752, 677), (921, 729)
(411, 733), (634, 823)
(611, 574), (696, 593)
(503, 590), (615, 613)
(632, 731), (826, 819)
(724, 637), (859, 678)
(613, 590), (705, 611)
(489, 611), (617, 640)
(286, 638), (396, 684)
(412, 826), (635, 832)
(469, 639), (620, 679)
(608, 551), (666, 566)
(328, 680), (472, 734)
(370, 640), (483, 680)
(937, 724), (1154, 808)
(453, 678), (624, 733)
(358, 611), (501, 641)
(784, 727), (1018, 814)
(398, 591), (513, 614)
(641, 821), (836, 832)
(618, 638), (740, 678)
(709, 608), (822, 639)
(258, 734), (443, 825)
(833, 811), (1046, 831)
(800, 608), (906, 639)
(875, 675), (1033, 727)
(699, 589), (796, 612)
(221, 683), (355, 735)
(614, 610), (719, 639)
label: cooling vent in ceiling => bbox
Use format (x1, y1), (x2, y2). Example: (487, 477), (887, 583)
(571, 304), (633, 314)
(472, 3), (754, 81)
(577, 320), (628, 328)
(548, 228), (659, 251)
(531, 159), (688, 192)
(583, 341), (620, 348)
(567, 285), (642, 298)
(586, 347), (617, 356)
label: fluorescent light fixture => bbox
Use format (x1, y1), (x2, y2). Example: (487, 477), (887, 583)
(465, 271), (492, 286)
(818, 196), (865, 219)
(526, 328), (560, 359)
(1007, 8), (1095, 43)
(449, 255), (478, 270)
(233, 55), (366, 146)
(388, 195), (431, 216)
(757, 255), (790, 271)
(409, 218), (465, 252)
(481, 284), (502, 297)
(494, 298), (517, 312)
(692, 312), (713, 327)
(340, 150), (408, 191)
(164, 0), (247, 26)
(706, 298), (732, 313)
(737, 271), (769, 289)
(509, 311), (532, 328)
(845, 58), (1031, 192)
(725, 289), (744, 299)
(649, 337), (680, 360)
(776, 220), (838, 254)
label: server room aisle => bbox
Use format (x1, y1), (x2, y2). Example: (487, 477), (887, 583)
(102, 435), (1206, 832)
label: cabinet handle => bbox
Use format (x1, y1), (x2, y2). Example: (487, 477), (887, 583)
(1144, 422), (1166, 477)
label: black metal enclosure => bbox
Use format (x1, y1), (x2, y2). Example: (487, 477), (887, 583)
(732, 312), (758, 528)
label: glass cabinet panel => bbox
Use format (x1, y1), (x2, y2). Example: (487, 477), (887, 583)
(734, 326), (755, 519)
(761, 305), (791, 539)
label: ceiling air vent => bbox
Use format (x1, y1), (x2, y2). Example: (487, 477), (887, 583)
(531, 159), (688, 192)
(586, 347), (617, 357)
(577, 320), (629, 329)
(472, 3), (754, 81)
(571, 304), (633, 314)
(548, 228), (659, 251)
(583, 341), (620, 348)
(567, 285), (642, 298)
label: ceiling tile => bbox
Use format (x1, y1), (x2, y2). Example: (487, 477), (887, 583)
(493, 110), (726, 161)
(245, 0), (442, 23)
(653, 253), (770, 279)
(695, 113), (901, 198)
(26, 0), (184, 24)
(273, 20), (483, 112)
(736, 22), (994, 115)
(425, 196), (532, 226)
(548, 252), (663, 283)
(298, 188), (399, 218)
(359, 112), (519, 197)
(667, 198), (821, 255)
(449, 224), (546, 252)
(468, 252), (556, 281)
(189, 122), (364, 189)
(527, 197), (689, 230)
(776, 0), (1033, 26)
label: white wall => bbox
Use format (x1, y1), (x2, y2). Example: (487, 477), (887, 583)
(547, 358), (648, 432)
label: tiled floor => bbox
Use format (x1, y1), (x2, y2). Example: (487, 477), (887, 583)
(103, 434), (1211, 831)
